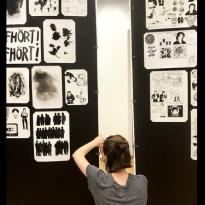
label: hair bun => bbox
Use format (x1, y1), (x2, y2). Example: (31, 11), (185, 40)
(116, 142), (127, 152)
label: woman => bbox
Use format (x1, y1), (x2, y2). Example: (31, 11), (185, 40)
(72, 135), (148, 205)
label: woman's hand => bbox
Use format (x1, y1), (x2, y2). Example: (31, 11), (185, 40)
(93, 135), (104, 147)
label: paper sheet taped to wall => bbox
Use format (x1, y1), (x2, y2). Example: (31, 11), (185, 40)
(144, 30), (197, 69)
(33, 111), (70, 162)
(145, 0), (197, 30)
(150, 70), (188, 122)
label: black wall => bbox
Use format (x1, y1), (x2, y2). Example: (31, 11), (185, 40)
(6, 1), (98, 205)
(131, 0), (197, 205)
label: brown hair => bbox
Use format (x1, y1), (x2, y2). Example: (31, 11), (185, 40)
(103, 135), (132, 173)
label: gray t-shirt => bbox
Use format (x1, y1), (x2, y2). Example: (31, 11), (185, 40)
(86, 165), (148, 205)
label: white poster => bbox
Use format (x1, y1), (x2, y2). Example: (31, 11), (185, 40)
(190, 69), (197, 107)
(33, 111), (70, 162)
(144, 30), (197, 69)
(6, 106), (30, 138)
(65, 69), (88, 105)
(6, 27), (41, 64)
(32, 66), (63, 109)
(29, 0), (59, 16)
(191, 109), (197, 160)
(146, 0), (197, 30)
(7, 0), (27, 25)
(150, 70), (188, 122)
(61, 0), (87, 16)
(6, 67), (29, 104)
(43, 19), (76, 63)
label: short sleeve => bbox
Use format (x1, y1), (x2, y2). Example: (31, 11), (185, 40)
(86, 164), (101, 192)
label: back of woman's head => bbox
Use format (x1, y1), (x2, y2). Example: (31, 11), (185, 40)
(103, 135), (132, 173)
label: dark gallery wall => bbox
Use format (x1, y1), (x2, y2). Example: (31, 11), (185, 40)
(6, 0), (98, 205)
(131, 0), (197, 205)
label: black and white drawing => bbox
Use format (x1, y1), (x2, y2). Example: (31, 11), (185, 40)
(29, 0), (59, 16)
(191, 109), (197, 160)
(6, 67), (29, 104)
(43, 19), (76, 63)
(150, 70), (188, 122)
(144, 30), (197, 69)
(6, 27), (41, 64)
(61, 0), (87, 16)
(146, 0), (197, 29)
(33, 111), (70, 162)
(190, 69), (197, 107)
(65, 69), (88, 105)
(6, 106), (30, 138)
(32, 66), (63, 109)
(7, 0), (27, 25)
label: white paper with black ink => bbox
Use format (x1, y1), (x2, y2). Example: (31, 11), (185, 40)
(65, 69), (88, 105)
(6, 67), (30, 104)
(146, 0), (197, 30)
(6, 106), (30, 138)
(190, 69), (197, 107)
(150, 70), (188, 122)
(6, 27), (41, 64)
(29, 0), (59, 16)
(191, 109), (197, 160)
(33, 111), (70, 162)
(32, 66), (63, 109)
(43, 19), (76, 63)
(61, 0), (87, 16)
(7, 0), (27, 25)
(144, 30), (197, 69)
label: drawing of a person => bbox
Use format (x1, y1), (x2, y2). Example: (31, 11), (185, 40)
(12, 108), (19, 119)
(147, 0), (157, 19)
(173, 32), (186, 44)
(159, 91), (167, 102)
(66, 91), (75, 104)
(185, 3), (197, 15)
(21, 108), (28, 129)
(152, 90), (159, 102)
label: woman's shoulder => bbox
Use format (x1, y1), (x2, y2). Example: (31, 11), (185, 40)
(129, 174), (148, 184)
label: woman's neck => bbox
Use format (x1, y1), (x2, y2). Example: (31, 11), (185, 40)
(111, 169), (129, 186)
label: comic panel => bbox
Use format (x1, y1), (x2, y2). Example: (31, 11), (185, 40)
(6, 27), (41, 64)
(33, 111), (70, 162)
(191, 109), (197, 160)
(190, 69), (197, 107)
(43, 19), (76, 63)
(7, 0), (27, 25)
(61, 0), (87, 16)
(144, 30), (197, 69)
(6, 67), (30, 104)
(32, 66), (63, 109)
(146, 0), (197, 30)
(6, 106), (30, 138)
(150, 70), (188, 122)
(29, 0), (59, 16)
(65, 69), (88, 105)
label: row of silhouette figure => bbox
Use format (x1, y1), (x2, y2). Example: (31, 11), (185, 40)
(36, 113), (66, 126)
(35, 140), (69, 156)
(36, 127), (65, 139)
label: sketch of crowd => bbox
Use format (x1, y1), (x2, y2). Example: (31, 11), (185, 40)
(36, 112), (66, 126)
(36, 127), (65, 139)
(35, 140), (69, 156)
